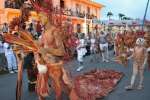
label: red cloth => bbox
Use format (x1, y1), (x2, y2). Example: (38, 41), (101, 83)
(36, 73), (50, 97)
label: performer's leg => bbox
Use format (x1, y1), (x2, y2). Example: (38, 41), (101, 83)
(54, 80), (62, 100)
(125, 62), (138, 90)
(131, 63), (138, 86)
(105, 43), (109, 62)
(137, 67), (144, 90)
(76, 54), (84, 72)
(148, 53), (150, 70)
(100, 44), (105, 62)
(38, 96), (45, 100)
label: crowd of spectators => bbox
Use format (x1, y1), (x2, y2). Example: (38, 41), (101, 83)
(0, 21), (43, 73)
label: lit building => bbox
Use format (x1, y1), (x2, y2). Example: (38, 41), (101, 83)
(0, 0), (104, 33)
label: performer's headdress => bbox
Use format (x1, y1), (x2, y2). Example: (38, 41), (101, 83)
(136, 38), (145, 46)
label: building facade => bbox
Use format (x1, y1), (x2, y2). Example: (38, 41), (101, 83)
(0, 0), (104, 34)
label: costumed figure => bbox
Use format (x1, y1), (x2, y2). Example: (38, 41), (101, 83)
(125, 38), (148, 90)
(124, 28), (137, 52)
(28, 0), (74, 100)
(114, 28), (128, 66)
(144, 29), (150, 70)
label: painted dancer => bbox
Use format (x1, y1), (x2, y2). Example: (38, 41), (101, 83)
(125, 38), (148, 90)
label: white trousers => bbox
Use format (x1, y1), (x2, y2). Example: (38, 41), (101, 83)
(99, 43), (109, 60)
(77, 48), (87, 62)
(6, 54), (17, 70)
(90, 44), (96, 54)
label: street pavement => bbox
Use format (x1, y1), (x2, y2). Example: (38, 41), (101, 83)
(0, 52), (150, 100)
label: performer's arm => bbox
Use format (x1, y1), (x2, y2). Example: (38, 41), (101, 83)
(127, 48), (134, 59)
(143, 48), (148, 66)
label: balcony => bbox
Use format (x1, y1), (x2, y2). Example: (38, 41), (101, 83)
(4, 0), (97, 20)
(55, 7), (97, 20)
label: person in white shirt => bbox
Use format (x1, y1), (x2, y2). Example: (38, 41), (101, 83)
(76, 34), (87, 72)
(3, 42), (17, 73)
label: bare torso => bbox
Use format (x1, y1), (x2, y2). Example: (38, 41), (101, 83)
(133, 46), (146, 64)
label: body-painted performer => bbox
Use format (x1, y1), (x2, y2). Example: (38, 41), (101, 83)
(144, 31), (150, 70)
(125, 38), (148, 90)
(114, 29), (129, 66)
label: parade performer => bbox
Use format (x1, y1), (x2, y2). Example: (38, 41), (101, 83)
(144, 31), (150, 70)
(124, 28), (136, 52)
(125, 38), (148, 90)
(114, 27), (130, 66)
(114, 28), (125, 56)
(99, 30), (109, 62)
(76, 34), (87, 72)
(3, 0), (74, 100)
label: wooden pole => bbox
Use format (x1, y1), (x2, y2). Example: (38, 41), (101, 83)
(142, 0), (150, 31)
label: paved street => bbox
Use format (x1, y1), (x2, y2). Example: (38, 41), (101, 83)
(0, 52), (150, 100)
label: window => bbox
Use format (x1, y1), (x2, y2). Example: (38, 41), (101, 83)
(60, 0), (65, 8)
(87, 7), (90, 14)
(77, 24), (81, 33)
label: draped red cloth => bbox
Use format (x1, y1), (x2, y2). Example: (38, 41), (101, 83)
(36, 73), (50, 97)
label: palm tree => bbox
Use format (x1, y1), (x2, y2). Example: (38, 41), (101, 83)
(118, 13), (125, 20)
(107, 11), (113, 20)
(123, 16), (132, 20)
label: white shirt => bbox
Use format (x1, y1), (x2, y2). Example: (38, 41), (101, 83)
(91, 38), (96, 44)
(0, 41), (4, 53)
